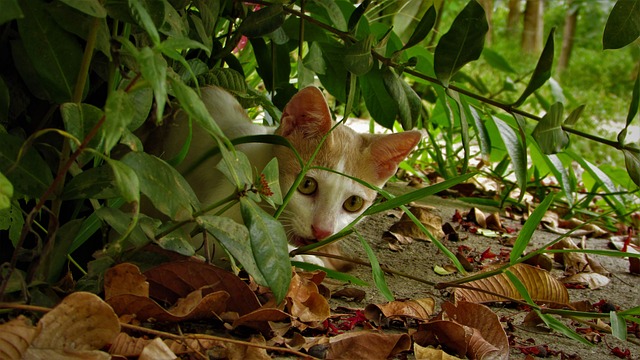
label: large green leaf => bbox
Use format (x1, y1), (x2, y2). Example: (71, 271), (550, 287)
(308, 0), (347, 32)
(238, 3), (285, 38)
(382, 66), (414, 130)
(347, 0), (369, 33)
(60, 102), (105, 165)
(0, 133), (53, 198)
(121, 152), (200, 220)
(401, 5), (436, 51)
(546, 154), (575, 205)
(47, 2), (112, 60)
(618, 72), (640, 146)
(135, 47), (167, 121)
(17, 0), (84, 103)
(433, 0), (488, 87)
(623, 148), (640, 187)
(240, 197), (291, 303)
(532, 102), (569, 154)
(0, 0), (23, 25)
(103, 89), (135, 153)
(59, 0), (107, 17)
(196, 214), (265, 285)
(491, 116), (527, 193)
(344, 34), (374, 76)
(128, 0), (160, 45)
(62, 166), (120, 200)
(360, 65), (399, 129)
(603, 0), (640, 50)
(513, 28), (555, 107)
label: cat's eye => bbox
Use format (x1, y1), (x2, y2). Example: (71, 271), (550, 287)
(297, 177), (318, 195)
(343, 195), (365, 212)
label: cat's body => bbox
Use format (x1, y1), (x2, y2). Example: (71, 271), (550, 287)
(149, 86), (420, 270)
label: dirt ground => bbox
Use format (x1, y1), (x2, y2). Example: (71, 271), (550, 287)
(324, 182), (640, 359)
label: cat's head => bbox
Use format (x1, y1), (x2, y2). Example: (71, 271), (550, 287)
(273, 87), (421, 256)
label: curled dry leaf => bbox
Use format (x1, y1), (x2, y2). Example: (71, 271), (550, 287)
(232, 307), (291, 334)
(551, 238), (611, 289)
(33, 292), (120, 351)
(105, 261), (260, 322)
(286, 271), (331, 325)
(0, 316), (38, 360)
(364, 298), (436, 325)
(466, 207), (486, 228)
(110, 332), (221, 357)
(323, 331), (412, 360)
(453, 263), (569, 305)
(389, 205), (445, 241)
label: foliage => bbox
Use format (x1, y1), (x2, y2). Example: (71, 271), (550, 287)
(0, 0), (639, 315)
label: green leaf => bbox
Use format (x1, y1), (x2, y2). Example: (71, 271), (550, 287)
(623, 148), (640, 187)
(611, 311), (628, 340)
(505, 270), (535, 305)
(626, 71), (640, 127)
(0, 76), (8, 121)
(402, 5), (436, 51)
(538, 311), (594, 346)
(510, 193), (554, 264)
(260, 158), (283, 207)
(17, 0), (84, 103)
(344, 34), (374, 76)
(482, 48), (516, 73)
(567, 150), (625, 210)
(62, 166), (120, 200)
(240, 197), (291, 303)
(195, 0), (219, 35)
(197, 214), (265, 285)
(547, 154), (574, 205)
(168, 74), (225, 139)
(0, 171), (13, 210)
(358, 232), (393, 301)
(513, 28), (555, 107)
(104, 89), (135, 153)
(532, 102), (569, 154)
(0, 0), (23, 25)
(491, 116), (527, 193)
(382, 67), (413, 130)
(238, 4), (285, 38)
(308, 0), (347, 32)
(70, 198), (125, 253)
(121, 152), (200, 220)
(347, 0), (370, 33)
(47, 2), (112, 60)
(448, 90), (471, 173)
(603, 0), (640, 50)
(303, 42), (327, 75)
(159, 0), (187, 38)
(0, 133), (53, 198)
(135, 47), (167, 122)
(564, 104), (585, 127)
(360, 66), (398, 129)
(59, 0), (107, 17)
(106, 158), (140, 204)
(0, 204), (24, 247)
(60, 102), (106, 165)
(216, 150), (253, 189)
(433, 0), (488, 87)
(128, 0), (160, 45)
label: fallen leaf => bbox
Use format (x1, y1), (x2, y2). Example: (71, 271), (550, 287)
(389, 205), (445, 241)
(286, 271), (331, 325)
(364, 298), (435, 325)
(0, 316), (38, 360)
(332, 287), (367, 302)
(414, 343), (462, 359)
(466, 207), (486, 228)
(434, 265), (455, 276)
(453, 263), (570, 305)
(232, 307), (291, 334)
(562, 272), (610, 289)
(139, 338), (176, 360)
(324, 331), (411, 360)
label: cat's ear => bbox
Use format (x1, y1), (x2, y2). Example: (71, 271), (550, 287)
(278, 87), (332, 138)
(370, 131), (422, 180)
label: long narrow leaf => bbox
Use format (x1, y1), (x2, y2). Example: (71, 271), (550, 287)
(513, 28), (555, 107)
(511, 193), (555, 264)
(401, 5), (437, 50)
(603, 0), (640, 50)
(358, 232), (394, 301)
(491, 116), (527, 194)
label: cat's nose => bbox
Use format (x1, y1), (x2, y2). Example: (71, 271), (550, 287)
(311, 226), (332, 240)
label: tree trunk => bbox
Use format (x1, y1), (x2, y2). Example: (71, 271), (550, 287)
(522, 0), (544, 54)
(507, 0), (521, 36)
(558, 3), (579, 73)
(478, 0), (494, 46)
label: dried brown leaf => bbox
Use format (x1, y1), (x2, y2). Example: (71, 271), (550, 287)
(442, 301), (509, 359)
(332, 287), (367, 302)
(139, 338), (176, 360)
(0, 316), (38, 360)
(104, 263), (149, 300)
(364, 298), (436, 324)
(286, 272), (330, 324)
(414, 344), (462, 359)
(467, 207), (487, 228)
(232, 307), (291, 334)
(325, 331), (411, 360)
(33, 292), (120, 351)
(389, 205), (445, 241)
(561, 273), (610, 289)
(453, 263), (569, 305)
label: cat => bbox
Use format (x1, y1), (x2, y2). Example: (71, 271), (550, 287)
(149, 85), (421, 270)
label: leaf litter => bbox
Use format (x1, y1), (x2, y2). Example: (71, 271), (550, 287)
(2, 187), (640, 359)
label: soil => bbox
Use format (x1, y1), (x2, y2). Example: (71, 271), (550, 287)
(324, 182), (640, 359)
